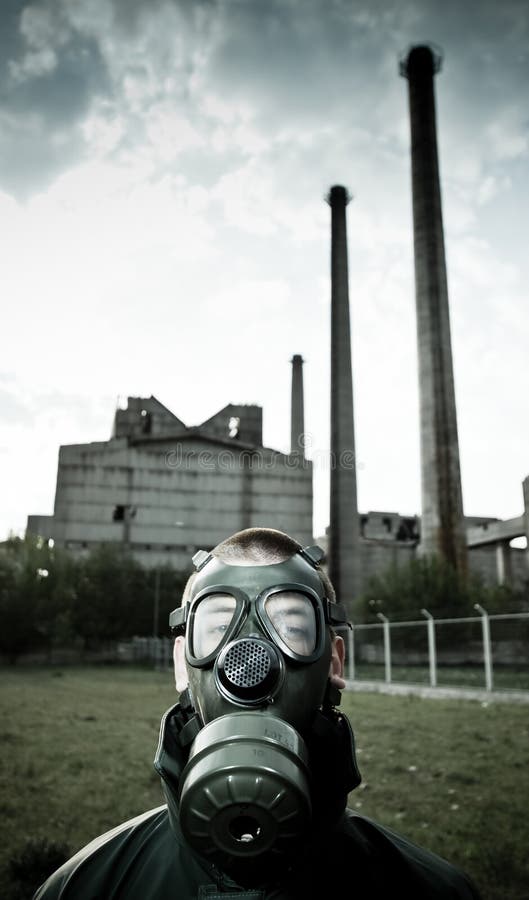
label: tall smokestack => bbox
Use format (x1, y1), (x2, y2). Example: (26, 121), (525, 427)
(290, 354), (305, 456)
(326, 185), (360, 616)
(400, 45), (467, 574)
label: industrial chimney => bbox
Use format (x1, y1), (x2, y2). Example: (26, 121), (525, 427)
(400, 45), (467, 574)
(290, 354), (305, 456)
(326, 185), (360, 617)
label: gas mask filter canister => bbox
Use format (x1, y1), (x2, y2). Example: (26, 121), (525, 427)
(178, 712), (311, 866)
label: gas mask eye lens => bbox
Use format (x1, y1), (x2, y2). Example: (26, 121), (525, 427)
(191, 593), (237, 658)
(264, 592), (317, 656)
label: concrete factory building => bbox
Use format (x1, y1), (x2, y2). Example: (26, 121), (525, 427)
(30, 392), (313, 570)
(27, 385), (528, 591)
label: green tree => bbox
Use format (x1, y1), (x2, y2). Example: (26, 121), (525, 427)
(72, 544), (151, 647)
(0, 534), (192, 656)
(0, 550), (36, 663)
(359, 555), (528, 623)
(0, 534), (70, 662)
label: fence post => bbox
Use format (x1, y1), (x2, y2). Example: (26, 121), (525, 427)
(347, 625), (355, 681)
(474, 604), (493, 691)
(376, 613), (391, 683)
(421, 608), (437, 687)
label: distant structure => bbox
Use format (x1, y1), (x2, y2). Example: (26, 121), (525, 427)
(290, 354), (305, 455)
(400, 45), (468, 575)
(28, 393), (313, 570)
(326, 185), (361, 617)
(315, 505), (528, 595)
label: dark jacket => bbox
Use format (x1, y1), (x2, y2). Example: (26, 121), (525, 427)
(33, 803), (482, 899)
(33, 703), (482, 900)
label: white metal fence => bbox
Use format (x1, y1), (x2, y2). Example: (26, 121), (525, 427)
(345, 608), (529, 692)
(128, 636), (174, 670)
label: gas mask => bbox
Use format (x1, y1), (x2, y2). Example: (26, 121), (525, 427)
(164, 545), (361, 883)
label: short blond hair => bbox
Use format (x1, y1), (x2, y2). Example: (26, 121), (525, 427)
(181, 527), (336, 605)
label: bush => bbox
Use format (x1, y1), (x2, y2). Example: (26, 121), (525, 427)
(0, 536), (189, 657)
(8, 837), (71, 899)
(359, 554), (528, 623)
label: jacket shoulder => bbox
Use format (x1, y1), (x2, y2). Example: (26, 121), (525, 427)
(338, 811), (482, 899)
(32, 806), (193, 900)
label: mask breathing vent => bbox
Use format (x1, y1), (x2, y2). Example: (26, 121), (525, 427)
(215, 637), (284, 706)
(224, 640), (270, 687)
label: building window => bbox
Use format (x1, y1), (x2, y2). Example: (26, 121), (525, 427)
(382, 516), (392, 533)
(113, 505), (125, 521)
(141, 409), (152, 434)
(228, 416), (240, 438)
(360, 515), (368, 536)
(396, 518), (419, 542)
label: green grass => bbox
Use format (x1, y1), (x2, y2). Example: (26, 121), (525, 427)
(342, 689), (529, 900)
(0, 665), (177, 899)
(1, 665), (528, 900)
(349, 663), (529, 690)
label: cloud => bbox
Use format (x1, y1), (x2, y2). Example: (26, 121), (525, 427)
(0, 376), (118, 536)
(1, 0), (527, 205)
(8, 4), (67, 82)
(0, 386), (33, 426)
(0, 2), (110, 196)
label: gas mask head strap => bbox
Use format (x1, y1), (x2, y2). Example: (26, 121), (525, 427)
(169, 544), (350, 634)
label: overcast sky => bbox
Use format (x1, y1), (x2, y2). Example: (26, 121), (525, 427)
(1, 0), (528, 544)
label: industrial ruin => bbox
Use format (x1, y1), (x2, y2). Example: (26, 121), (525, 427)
(27, 393), (313, 571)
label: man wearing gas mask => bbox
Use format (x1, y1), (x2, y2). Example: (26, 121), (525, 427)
(34, 527), (482, 899)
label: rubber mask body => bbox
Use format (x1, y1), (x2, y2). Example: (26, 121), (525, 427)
(183, 555), (333, 738)
(175, 552), (344, 882)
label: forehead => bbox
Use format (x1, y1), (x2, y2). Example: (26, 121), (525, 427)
(188, 554), (326, 603)
(198, 593), (237, 609)
(265, 592), (313, 609)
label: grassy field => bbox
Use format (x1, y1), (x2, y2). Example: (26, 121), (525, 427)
(349, 663), (529, 691)
(0, 665), (528, 900)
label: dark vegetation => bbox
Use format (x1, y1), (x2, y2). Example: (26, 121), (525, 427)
(0, 535), (189, 663)
(359, 555), (529, 622)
